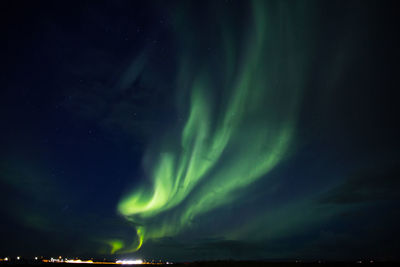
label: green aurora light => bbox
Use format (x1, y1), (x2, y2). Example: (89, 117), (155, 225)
(115, 1), (310, 253)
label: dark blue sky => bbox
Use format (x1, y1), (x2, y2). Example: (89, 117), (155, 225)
(1, 0), (399, 261)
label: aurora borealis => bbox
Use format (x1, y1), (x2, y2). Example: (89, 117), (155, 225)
(116, 0), (305, 253)
(1, 0), (400, 262)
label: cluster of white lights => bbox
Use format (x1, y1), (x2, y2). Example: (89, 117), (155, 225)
(116, 259), (143, 264)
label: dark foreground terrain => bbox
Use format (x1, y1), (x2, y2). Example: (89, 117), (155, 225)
(0, 262), (399, 267)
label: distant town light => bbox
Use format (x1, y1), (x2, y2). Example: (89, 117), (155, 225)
(65, 259), (94, 264)
(17, 256), (20, 260)
(116, 259), (143, 264)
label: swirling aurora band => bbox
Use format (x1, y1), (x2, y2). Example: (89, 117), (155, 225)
(114, 1), (308, 253)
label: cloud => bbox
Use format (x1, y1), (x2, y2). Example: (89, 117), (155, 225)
(320, 163), (400, 204)
(61, 50), (175, 144)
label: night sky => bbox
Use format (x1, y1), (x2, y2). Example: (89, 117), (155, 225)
(1, 0), (399, 262)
